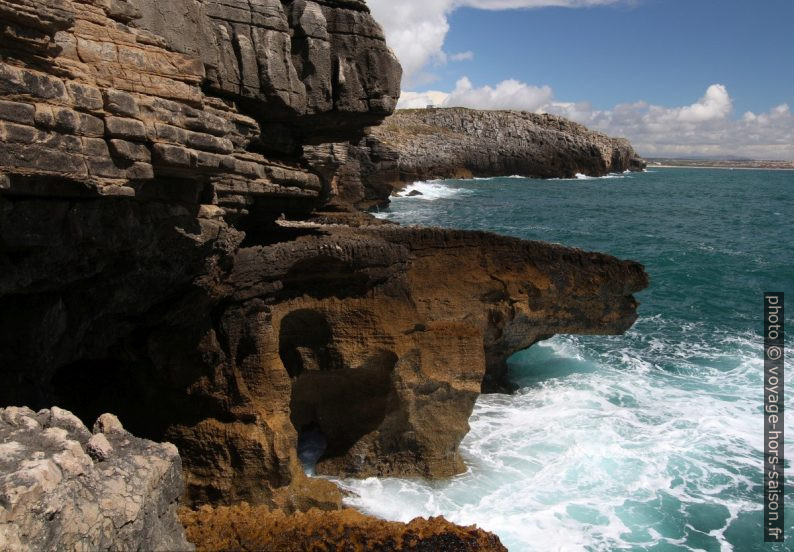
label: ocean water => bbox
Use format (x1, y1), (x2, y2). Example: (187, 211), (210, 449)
(333, 168), (794, 551)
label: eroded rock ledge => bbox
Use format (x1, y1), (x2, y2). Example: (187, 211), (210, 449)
(0, 0), (649, 545)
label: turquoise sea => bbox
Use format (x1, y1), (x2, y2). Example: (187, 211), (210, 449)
(334, 168), (793, 551)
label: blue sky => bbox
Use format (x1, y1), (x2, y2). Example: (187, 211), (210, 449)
(368, 0), (794, 159)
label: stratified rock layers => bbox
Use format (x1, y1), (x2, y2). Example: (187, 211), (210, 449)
(0, 0), (648, 524)
(0, 407), (192, 552)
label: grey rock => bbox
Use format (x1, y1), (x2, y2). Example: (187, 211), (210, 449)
(0, 407), (193, 551)
(0, 100), (35, 125)
(367, 107), (647, 185)
(103, 89), (140, 117)
(105, 116), (147, 141)
(128, 0), (401, 142)
(109, 138), (151, 162)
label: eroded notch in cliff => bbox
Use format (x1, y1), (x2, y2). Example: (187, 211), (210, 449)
(280, 309), (397, 472)
(279, 309), (337, 378)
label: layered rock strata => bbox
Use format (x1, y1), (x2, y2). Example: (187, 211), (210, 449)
(0, 0), (648, 532)
(334, 107), (647, 206)
(0, 407), (192, 552)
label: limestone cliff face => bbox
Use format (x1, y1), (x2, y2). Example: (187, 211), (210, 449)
(333, 107), (647, 207)
(0, 0), (648, 528)
(129, 0), (401, 147)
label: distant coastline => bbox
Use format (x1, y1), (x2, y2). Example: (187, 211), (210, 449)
(647, 158), (794, 171)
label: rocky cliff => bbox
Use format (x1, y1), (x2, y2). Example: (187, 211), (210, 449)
(0, 0), (648, 548)
(334, 107), (646, 207)
(0, 407), (192, 551)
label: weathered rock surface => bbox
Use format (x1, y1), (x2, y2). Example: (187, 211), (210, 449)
(304, 134), (400, 209)
(0, 0), (399, 219)
(0, 407), (192, 552)
(342, 108), (647, 205)
(129, 0), (401, 146)
(181, 503), (507, 551)
(188, 224), (646, 486)
(0, 0), (649, 530)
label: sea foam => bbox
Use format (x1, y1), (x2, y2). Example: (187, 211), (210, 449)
(334, 170), (794, 551)
(393, 180), (470, 200)
(332, 328), (791, 552)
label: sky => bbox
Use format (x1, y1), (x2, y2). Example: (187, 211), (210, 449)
(367, 0), (794, 160)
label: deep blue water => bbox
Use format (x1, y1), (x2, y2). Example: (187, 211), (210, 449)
(334, 169), (793, 551)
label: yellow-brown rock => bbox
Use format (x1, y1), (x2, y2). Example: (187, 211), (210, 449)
(180, 503), (507, 552)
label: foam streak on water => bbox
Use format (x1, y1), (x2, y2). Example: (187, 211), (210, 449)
(341, 170), (793, 551)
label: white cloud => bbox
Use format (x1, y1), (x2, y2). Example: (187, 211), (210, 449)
(397, 90), (452, 109)
(367, 0), (629, 86)
(398, 81), (794, 160)
(549, 87), (793, 159)
(396, 77), (552, 111)
(671, 84), (732, 123)
(450, 51), (475, 61)
(367, 1), (451, 87)
(444, 77), (553, 110)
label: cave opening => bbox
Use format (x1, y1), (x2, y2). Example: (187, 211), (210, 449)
(278, 309), (335, 378)
(279, 310), (397, 471)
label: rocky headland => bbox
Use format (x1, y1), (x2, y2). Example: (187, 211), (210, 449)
(0, 0), (648, 549)
(332, 107), (646, 208)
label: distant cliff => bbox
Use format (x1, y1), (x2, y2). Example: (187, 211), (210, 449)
(330, 107), (646, 207)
